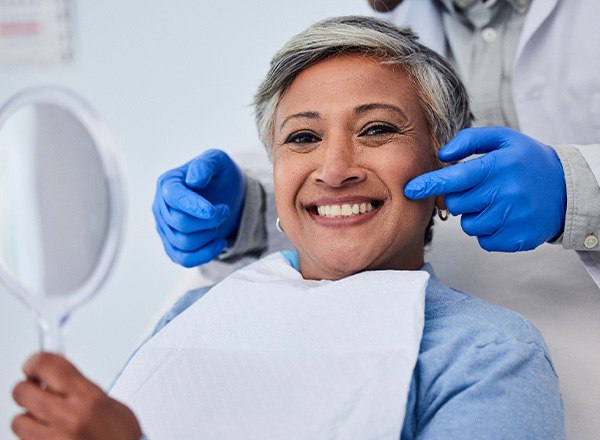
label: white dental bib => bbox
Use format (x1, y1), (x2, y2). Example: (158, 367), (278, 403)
(111, 253), (428, 439)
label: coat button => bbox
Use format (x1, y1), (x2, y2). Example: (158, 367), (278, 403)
(482, 27), (497, 43)
(584, 234), (599, 249)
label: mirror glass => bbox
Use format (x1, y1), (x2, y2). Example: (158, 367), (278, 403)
(0, 87), (124, 352)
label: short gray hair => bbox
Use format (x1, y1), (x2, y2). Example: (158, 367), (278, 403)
(254, 15), (471, 156)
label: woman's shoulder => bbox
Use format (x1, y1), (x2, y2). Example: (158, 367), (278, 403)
(419, 271), (558, 382)
(423, 272), (547, 350)
(404, 273), (565, 439)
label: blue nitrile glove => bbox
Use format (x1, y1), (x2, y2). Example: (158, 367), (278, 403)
(404, 127), (567, 252)
(152, 149), (246, 267)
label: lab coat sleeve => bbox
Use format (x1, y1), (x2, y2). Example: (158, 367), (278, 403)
(217, 172), (268, 262)
(553, 145), (600, 252)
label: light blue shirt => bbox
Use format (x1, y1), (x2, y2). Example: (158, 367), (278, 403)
(438, 0), (531, 129)
(133, 251), (565, 439)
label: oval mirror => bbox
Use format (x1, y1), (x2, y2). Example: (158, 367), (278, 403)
(0, 87), (125, 353)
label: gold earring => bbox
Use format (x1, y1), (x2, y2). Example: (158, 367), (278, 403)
(437, 208), (449, 221)
(276, 217), (284, 232)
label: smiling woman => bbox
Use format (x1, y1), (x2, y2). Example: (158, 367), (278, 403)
(11, 16), (565, 440)
(271, 56), (442, 279)
(255, 15), (470, 281)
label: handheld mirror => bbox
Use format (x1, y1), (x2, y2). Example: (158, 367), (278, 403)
(0, 87), (125, 353)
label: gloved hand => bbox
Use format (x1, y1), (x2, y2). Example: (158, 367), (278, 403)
(404, 127), (567, 252)
(152, 149), (246, 267)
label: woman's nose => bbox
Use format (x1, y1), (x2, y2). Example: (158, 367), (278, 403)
(313, 139), (367, 188)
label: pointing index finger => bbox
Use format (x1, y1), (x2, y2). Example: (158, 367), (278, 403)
(438, 127), (514, 162)
(404, 156), (492, 199)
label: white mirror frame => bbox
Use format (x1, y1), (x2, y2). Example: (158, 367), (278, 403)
(0, 86), (126, 313)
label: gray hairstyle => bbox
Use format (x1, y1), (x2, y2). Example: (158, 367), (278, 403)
(254, 15), (472, 156)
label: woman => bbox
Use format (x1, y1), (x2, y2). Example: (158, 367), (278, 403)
(11, 16), (564, 439)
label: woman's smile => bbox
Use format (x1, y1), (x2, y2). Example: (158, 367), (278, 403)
(304, 196), (383, 225)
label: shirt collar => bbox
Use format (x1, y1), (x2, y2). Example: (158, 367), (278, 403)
(438, 0), (531, 28)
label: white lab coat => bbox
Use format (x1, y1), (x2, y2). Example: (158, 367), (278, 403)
(378, 1), (600, 438)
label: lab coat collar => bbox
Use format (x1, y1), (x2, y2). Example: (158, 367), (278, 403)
(515, 0), (559, 61)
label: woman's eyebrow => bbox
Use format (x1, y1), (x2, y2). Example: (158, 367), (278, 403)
(279, 111), (320, 130)
(354, 103), (409, 120)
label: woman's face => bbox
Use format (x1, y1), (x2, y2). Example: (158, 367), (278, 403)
(272, 55), (440, 280)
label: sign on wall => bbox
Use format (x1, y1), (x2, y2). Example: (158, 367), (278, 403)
(0, 0), (73, 69)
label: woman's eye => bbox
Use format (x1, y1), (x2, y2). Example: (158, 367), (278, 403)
(286, 131), (320, 144)
(361, 124), (398, 137)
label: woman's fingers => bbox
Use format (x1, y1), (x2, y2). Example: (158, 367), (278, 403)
(13, 352), (143, 440)
(12, 380), (67, 424)
(11, 412), (56, 440)
(23, 353), (89, 396)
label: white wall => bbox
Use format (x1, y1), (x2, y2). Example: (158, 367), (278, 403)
(0, 1), (372, 438)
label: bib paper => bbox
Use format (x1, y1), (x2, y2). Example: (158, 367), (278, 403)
(110, 253), (428, 439)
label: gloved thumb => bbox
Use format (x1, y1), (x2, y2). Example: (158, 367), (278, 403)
(185, 149), (232, 190)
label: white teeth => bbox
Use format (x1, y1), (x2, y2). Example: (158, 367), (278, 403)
(315, 202), (375, 217)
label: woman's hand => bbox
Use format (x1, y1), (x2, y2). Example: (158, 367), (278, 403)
(12, 353), (142, 440)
